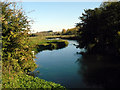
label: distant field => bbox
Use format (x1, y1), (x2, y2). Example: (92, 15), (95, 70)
(46, 35), (75, 37)
(46, 35), (77, 40)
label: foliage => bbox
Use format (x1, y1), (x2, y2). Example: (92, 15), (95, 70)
(1, 2), (65, 89)
(77, 1), (120, 56)
(2, 2), (37, 74)
(62, 29), (66, 34)
(62, 27), (79, 35)
(2, 73), (65, 89)
(29, 36), (68, 53)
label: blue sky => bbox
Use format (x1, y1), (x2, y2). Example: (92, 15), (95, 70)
(22, 2), (101, 33)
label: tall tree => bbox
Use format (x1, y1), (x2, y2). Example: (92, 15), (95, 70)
(1, 2), (37, 75)
(77, 1), (120, 55)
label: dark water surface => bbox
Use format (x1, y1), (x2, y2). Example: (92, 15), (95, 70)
(34, 40), (120, 88)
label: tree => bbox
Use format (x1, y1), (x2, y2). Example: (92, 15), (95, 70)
(62, 29), (66, 35)
(1, 2), (37, 75)
(77, 1), (120, 56)
(1, 2), (66, 89)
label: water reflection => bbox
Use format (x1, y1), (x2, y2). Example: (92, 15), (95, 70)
(77, 54), (120, 88)
(34, 39), (120, 88)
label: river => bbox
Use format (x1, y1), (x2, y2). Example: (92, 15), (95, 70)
(34, 40), (87, 88)
(34, 39), (120, 88)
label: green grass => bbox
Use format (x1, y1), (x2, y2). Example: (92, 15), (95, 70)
(46, 35), (77, 40)
(29, 36), (69, 53)
(2, 73), (65, 89)
(46, 35), (75, 38)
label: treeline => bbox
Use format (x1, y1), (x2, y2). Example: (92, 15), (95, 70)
(30, 30), (59, 37)
(61, 27), (79, 35)
(30, 27), (79, 36)
(77, 1), (120, 56)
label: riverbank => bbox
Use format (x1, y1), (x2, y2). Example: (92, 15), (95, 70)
(2, 36), (68, 89)
(46, 35), (78, 40)
(9, 36), (69, 88)
(2, 72), (65, 89)
(29, 36), (69, 53)
(34, 40), (81, 88)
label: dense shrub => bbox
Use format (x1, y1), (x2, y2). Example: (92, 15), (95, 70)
(2, 74), (65, 89)
(2, 2), (37, 74)
(77, 1), (120, 56)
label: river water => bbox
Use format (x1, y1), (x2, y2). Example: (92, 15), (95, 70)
(34, 39), (120, 88)
(34, 40), (87, 88)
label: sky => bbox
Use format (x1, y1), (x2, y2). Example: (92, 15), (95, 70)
(21, 2), (102, 33)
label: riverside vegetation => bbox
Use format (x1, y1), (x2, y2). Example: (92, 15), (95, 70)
(76, 1), (120, 56)
(46, 35), (77, 40)
(76, 1), (120, 88)
(29, 36), (68, 53)
(2, 0), (120, 89)
(1, 2), (66, 89)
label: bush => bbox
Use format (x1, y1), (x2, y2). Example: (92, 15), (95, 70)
(2, 74), (65, 89)
(1, 2), (65, 89)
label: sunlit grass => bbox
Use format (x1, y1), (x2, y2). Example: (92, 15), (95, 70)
(29, 35), (69, 47)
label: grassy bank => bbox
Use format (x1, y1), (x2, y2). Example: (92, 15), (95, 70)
(13, 36), (68, 89)
(29, 36), (69, 53)
(2, 36), (68, 89)
(46, 35), (78, 40)
(2, 73), (65, 89)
